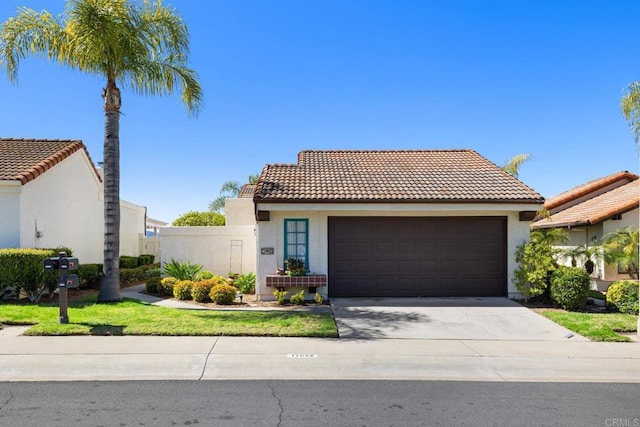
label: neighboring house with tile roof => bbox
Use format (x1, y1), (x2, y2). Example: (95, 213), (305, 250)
(531, 171), (639, 283)
(252, 149), (544, 300)
(0, 138), (147, 263)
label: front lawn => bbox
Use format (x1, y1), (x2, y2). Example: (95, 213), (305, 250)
(539, 310), (637, 342)
(0, 295), (338, 337)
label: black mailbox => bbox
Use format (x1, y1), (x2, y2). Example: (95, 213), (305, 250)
(42, 252), (81, 324)
(59, 257), (79, 271)
(61, 274), (79, 289)
(43, 258), (60, 271)
(43, 255), (78, 271)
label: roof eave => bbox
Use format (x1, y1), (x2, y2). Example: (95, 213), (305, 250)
(253, 197), (545, 204)
(532, 220), (592, 229)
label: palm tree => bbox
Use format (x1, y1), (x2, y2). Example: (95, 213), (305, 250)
(502, 154), (530, 178)
(209, 174), (260, 213)
(621, 82), (640, 146)
(603, 227), (639, 279)
(0, 0), (202, 302)
(530, 227), (568, 247)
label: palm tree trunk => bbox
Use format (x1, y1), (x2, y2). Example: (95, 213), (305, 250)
(98, 80), (122, 302)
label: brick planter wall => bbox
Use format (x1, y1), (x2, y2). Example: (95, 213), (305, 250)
(265, 275), (327, 287)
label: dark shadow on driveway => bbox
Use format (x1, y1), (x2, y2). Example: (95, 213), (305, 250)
(330, 305), (432, 340)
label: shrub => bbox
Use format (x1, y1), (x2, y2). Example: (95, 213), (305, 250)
(78, 263), (103, 288)
(145, 268), (161, 279)
(163, 258), (202, 281)
(172, 211), (226, 226)
(138, 254), (155, 265)
(290, 290), (305, 305)
(119, 256), (139, 269)
(210, 283), (237, 305)
(191, 279), (217, 302)
(120, 266), (146, 284)
(606, 280), (639, 314)
(273, 289), (288, 305)
(194, 270), (214, 281)
(160, 277), (178, 296)
(550, 267), (591, 310)
(51, 246), (73, 257)
(192, 277), (227, 302)
(173, 280), (194, 300)
(314, 293), (324, 305)
(145, 276), (162, 294)
(235, 272), (256, 294)
(0, 248), (57, 303)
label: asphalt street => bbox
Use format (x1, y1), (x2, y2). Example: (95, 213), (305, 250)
(0, 380), (638, 427)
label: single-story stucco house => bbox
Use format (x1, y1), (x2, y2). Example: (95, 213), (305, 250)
(0, 138), (147, 263)
(250, 149), (544, 300)
(531, 170), (639, 284)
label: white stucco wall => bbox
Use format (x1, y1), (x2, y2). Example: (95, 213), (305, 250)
(225, 198), (256, 226)
(602, 208), (638, 235)
(552, 208), (639, 282)
(255, 202), (539, 300)
(5, 149), (148, 264)
(19, 150), (104, 263)
(0, 181), (21, 248)
(161, 226), (256, 276)
(120, 199), (146, 257)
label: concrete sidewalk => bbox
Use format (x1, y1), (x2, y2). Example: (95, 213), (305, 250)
(1, 333), (639, 383)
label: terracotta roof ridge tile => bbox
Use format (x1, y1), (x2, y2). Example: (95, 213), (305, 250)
(544, 170), (638, 211)
(0, 138), (102, 184)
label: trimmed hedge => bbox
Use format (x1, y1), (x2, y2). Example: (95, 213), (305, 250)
(606, 280), (639, 314)
(191, 279), (214, 302)
(145, 276), (162, 294)
(78, 263), (103, 288)
(0, 248), (57, 303)
(138, 254), (155, 266)
(119, 256), (139, 269)
(160, 277), (178, 296)
(194, 270), (214, 281)
(173, 280), (194, 300)
(550, 266), (591, 310)
(210, 283), (237, 305)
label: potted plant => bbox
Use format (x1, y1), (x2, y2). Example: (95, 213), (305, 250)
(285, 257), (306, 276)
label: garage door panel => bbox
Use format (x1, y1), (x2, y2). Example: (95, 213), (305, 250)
(329, 217), (507, 297)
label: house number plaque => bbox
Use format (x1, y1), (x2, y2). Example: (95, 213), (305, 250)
(261, 247), (274, 255)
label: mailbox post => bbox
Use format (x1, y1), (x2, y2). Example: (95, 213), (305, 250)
(43, 252), (79, 324)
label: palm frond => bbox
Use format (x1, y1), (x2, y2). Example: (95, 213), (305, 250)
(1, 0), (202, 115)
(502, 153), (530, 178)
(621, 82), (640, 147)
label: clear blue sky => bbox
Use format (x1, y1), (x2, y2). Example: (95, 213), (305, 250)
(1, 0), (639, 223)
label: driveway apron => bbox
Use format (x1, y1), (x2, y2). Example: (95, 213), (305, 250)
(330, 297), (588, 341)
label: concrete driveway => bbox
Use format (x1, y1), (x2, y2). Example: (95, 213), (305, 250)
(330, 297), (588, 341)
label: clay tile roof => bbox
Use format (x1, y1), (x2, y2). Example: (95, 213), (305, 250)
(0, 138), (101, 185)
(238, 183), (256, 198)
(533, 179), (639, 229)
(542, 170), (638, 213)
(254, 149), (544, 203)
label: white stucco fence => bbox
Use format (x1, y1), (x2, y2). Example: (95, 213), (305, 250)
(160, 226), (256, 277)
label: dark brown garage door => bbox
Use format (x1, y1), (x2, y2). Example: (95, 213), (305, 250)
(328, 217), (507, 297)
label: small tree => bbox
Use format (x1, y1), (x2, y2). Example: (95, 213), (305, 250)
(513, 228), (568, 300)
(172, 211), (225, 226)
(603, 227), (639, 279)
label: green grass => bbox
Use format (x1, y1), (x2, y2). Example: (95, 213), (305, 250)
(0, 296), (338, 337)
(539, 310), (637, 342)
